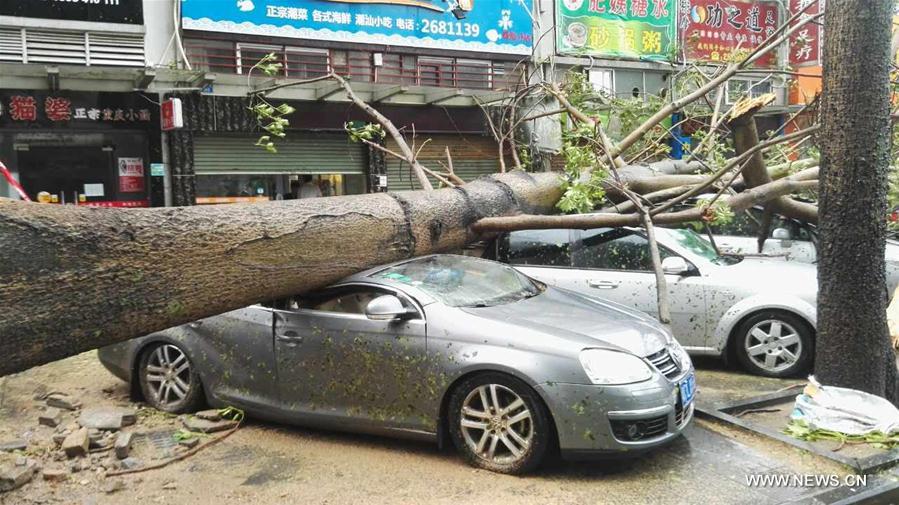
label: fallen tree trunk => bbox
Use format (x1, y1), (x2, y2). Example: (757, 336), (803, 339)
(0, 172), (562, 376)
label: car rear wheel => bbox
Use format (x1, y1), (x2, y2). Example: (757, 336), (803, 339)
(734, 311), (813, 378)
(137, 342), (204, 413)
(447, 373), (551, 475)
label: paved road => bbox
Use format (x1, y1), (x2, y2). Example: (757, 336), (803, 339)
(0, 353), (871, 505)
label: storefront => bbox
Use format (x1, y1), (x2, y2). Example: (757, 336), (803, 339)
(386, 134), (502, 191)
(192, 133), (367, 204)
(0, 91), (161, 206)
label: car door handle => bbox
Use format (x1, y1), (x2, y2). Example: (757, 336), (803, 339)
(588, 280), (620, 289)
(277, 331), (304, 345)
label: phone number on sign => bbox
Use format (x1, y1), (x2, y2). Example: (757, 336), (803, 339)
(40, 0), (122, 5)
(421, 19), (480, 38)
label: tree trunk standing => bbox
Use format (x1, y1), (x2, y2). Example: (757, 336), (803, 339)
(0, 172), (562, 376)
(816, 0), (898, 400)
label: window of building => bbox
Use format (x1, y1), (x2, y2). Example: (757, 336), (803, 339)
(456, 59), (492, 89)
(284, 47), (329, 78)
(588, 69), (615, 96)
(727, 78), (775, 104)
(237, 43), (282, 75)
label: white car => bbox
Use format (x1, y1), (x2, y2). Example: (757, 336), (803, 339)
(679, 203), (899, 294)
(487, 227), (819, 378)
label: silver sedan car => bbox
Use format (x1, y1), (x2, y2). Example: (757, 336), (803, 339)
(489, 227), (819, 378)
(99, 254), (695, 474)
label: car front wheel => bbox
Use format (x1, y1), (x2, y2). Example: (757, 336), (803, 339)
(137, 342), (204, 413)
(447, 373), (551, 475)
(734, 311), (814, 378)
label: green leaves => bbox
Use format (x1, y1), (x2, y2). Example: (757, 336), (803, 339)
(249, 94), (296, 153)
(255, 52), (283, 77)
(785, 419), (899, 448)
(697, 199), (734, 226)
(345, 122), (386, 143)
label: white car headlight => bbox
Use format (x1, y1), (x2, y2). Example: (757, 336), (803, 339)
(669, 341), (693, 371)
(578, 349), (654, 385)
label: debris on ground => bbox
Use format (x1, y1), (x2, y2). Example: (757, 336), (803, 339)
(0, 459), (38, 492)
(38, 408), (62, 428)
(78, 407), (137, 430)
(786, 376), (899, 448)
(181, 416), (238, 434)
(62, 428), (89, 458)
(41, 468), (67, 482)
(0, 440), (27, 453)
(114, 432), (133, 459)
(46, 393), (82, 411)
(103, 479), (125, 494)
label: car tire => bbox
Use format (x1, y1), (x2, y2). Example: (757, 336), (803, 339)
(733, 311), (814, 378)
(137, 342), (205, 414)
(447, 373), (551, 475)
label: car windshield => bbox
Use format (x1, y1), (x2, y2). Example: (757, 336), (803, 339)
(373, 255), (544, 308)
(664, 228), (742, 266)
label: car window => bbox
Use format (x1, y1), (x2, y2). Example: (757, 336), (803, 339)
(290, 286), (417, 316)
(499, 229), (571, 267)
(574, 228), (676, 271)
(707, 209), (759, 237)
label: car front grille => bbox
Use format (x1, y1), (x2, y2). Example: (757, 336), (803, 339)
(610, 415), (669, 442)
(646, 348), (680, 380)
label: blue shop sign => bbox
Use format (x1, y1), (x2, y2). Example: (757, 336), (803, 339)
(181, 0), (533, 55)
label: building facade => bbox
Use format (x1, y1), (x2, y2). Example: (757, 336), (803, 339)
(0, 0), (813, 207)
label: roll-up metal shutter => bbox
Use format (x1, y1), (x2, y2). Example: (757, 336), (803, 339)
(194, 134), (367, 175)
(386, 134), (500, 191)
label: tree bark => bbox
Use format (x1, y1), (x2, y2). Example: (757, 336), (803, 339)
(0, 172), (562, 376)
(816, 0), (898, 401)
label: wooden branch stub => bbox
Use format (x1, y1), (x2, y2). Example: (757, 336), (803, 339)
(729, 93), (777, 123)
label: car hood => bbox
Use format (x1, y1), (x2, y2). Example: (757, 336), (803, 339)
(460, 287), (669, 357)
(710, 256), (817, 297)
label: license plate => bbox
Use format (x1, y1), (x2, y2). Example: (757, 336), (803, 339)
(679, 373), (696, 406)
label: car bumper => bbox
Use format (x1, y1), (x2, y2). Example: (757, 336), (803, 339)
(536, 371), (694, 457)
(97, 341), (138, 383)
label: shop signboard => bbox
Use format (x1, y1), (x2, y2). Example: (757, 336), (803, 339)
(682, 0), (780, 67)
(161, 98), (183, 132)
(118, 158), (145, 193)
(0, 0), (144, 25)
(556, 0), (676, 61)
(181, 0), (533, 55)
(0, 92), (158, 130)
(788, 0), (822, 67)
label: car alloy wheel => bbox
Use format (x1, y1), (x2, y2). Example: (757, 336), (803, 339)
(460, 384), (534, 464)
(138, 343), (204, 413)
(744, 319), (802, 373)
(734, 311), (813, 378)
(447, 373), (550, 474)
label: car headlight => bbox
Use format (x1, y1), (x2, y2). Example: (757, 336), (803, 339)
(669, 341), (692, 371)
(578, 349), (654, 385)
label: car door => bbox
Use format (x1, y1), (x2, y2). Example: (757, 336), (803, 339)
(566, 228), (709, 347)
(273, 284), (429, 431)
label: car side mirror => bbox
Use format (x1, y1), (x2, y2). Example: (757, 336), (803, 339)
(365, 295), (411, 321)
(662, 256), (690, 275)
(772, 227), (793, 247)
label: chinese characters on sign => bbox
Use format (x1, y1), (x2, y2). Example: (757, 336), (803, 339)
(3, 95), (152, 124)
(683, 0), (779, 67)
(117, 158), (145, 193)
(556, 0), (675, 61)
(788, 0), (821, 67)
(182, 0), (533, 55)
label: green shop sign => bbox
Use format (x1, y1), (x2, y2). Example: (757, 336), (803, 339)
(556, 0), (676, 61)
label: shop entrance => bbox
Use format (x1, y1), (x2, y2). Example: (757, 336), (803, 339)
(18, 146), (113, 203)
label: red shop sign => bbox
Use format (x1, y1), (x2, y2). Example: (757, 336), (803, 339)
(118, 157), (145, 193)
(788, 0), (822, 67)
(684, 0), (780, 67)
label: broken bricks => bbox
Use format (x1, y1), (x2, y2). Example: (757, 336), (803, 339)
(46, 394), (82, 412)
(62, 428), (89, 458)
(38, 408), (62, 428)
(0, 460), (38, 492)
(0, 440), (27, 453)
(182, 416), (237, 434)
(41, 468), (67, 482)
(77, 407), (137, 431)
(113, 432), (133, 460)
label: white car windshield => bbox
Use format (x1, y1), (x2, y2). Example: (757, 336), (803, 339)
(374, 256), (543, 307)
